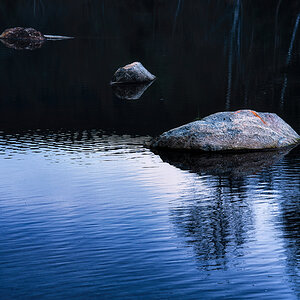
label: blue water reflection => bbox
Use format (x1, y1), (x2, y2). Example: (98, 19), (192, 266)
(0, 1), (300, 298)
(0, 132), (298, 299)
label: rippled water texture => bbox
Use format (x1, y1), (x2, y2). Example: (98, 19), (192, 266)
(0, 132), (299, 299)
(0, 1), (299, 299)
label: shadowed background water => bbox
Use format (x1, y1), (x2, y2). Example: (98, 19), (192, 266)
(0, 1), (299, 299)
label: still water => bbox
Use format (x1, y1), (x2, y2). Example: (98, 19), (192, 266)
(0, 1), (299, 299)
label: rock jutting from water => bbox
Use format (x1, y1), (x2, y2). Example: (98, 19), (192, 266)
(110, 62), (156, 84)
(0, 27), (45, 50)
(0, 27), (45, 41)
(150, 110), (300, 151)
(0, 27), (73, 50)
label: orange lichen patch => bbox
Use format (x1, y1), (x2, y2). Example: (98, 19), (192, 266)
(249, 110), (267, 125)
(123, 62), (138, 69)
(234, 109), (267, 125)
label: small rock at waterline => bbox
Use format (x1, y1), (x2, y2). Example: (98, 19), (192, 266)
(111, 62), (156, 84)
(150, 110), (300, 151)
(0, 27), (45, 41)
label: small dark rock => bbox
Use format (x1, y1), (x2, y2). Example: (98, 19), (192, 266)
(0, 27), (45, 41)
(111, 62), (156, 84)
(0, 27), (45, 50)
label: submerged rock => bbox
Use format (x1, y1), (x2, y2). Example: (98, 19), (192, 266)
(112, 81), (154, 100)
(150, 110), (300, 151)
(153, 147), (293, 178)
(111, 62), (156, 84)
(0, 27), (45, 41)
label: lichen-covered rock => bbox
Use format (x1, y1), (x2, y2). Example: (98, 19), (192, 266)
(0, 27), (45, 41)
(111, 62), (156, 84)
(150, 110), (300, 151)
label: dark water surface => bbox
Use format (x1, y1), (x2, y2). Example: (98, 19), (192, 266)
(0, 1), (299, 299)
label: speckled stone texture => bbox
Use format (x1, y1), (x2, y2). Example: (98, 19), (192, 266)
(150, 110), (300, 151)
(111, 62), (156, 84)
(0, 27), (45, 41)
(0, 38), (44, 50)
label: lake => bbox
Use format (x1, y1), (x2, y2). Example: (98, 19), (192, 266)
(0, 1), (299, 299)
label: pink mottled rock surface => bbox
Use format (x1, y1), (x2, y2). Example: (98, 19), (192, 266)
(111, 62), (156, 84)
(150, 110), (300, 151)
(0, 27), (45, 50)
(0, 27), (45, 41)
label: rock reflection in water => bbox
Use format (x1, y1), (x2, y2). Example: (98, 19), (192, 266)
(280, 194), (300, 295)
(164, 146), (299, 277)
(153, 148), (293, 178)
(170, 174), (253, 270)
(0, 38), (45, 50)
(111, 81), (154, 100)
(276, 149), (300, 292)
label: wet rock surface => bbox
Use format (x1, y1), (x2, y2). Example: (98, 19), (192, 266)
(111, 62), (156, 84)
(151, 110), (300, 151)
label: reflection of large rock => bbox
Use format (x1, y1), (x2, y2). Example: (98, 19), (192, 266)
(112, 81), (154, 100)
(151, 110), (300, 151)
(153, 147), (294, 177)
(111, 62), (156, 84)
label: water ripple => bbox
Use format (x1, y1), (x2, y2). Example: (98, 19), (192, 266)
(0, 131), (299, 299)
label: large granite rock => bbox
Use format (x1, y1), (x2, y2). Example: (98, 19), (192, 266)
(111, 62), (156, 84)
(150, 110), (300, 151)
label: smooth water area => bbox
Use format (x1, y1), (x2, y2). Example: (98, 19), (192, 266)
(0, 1), (299, 299)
